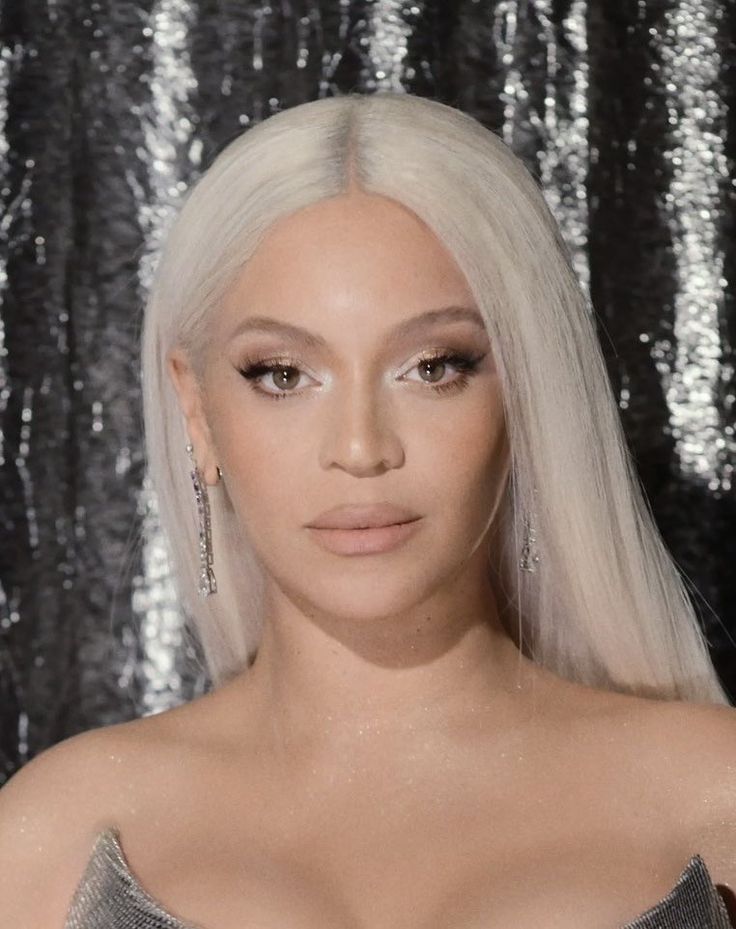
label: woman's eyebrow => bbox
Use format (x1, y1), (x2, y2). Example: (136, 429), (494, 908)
(228, 305), (486, 347)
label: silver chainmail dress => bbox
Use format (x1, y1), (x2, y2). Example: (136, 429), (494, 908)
(63, 827), (734, 929)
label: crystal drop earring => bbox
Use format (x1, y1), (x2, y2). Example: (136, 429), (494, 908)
(519, 485), (540, 572)
(186, 442), (219, 596)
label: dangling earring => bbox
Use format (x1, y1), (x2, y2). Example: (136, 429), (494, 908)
(520, 485), (540, 573)
(186, 443), (219, 596)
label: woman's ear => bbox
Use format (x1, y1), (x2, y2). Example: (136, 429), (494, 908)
(166, 347), (221, 485)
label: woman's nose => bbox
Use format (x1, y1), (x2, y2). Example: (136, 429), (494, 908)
(318, 386), (405, 475)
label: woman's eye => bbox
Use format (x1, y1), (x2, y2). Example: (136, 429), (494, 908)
(404, 354), (464, 385)
(401, 351), (486, 393)
(237, 350), (486, 401)
(237, 360), (315, 400)
(262, 365), (306, 392)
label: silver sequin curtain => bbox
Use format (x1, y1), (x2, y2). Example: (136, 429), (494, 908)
(1, 0), (734, 783)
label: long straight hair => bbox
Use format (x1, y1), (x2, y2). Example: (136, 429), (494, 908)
(140, 90), (731, 705)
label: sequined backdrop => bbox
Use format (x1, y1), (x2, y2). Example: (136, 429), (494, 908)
(1, 0), (734, 783)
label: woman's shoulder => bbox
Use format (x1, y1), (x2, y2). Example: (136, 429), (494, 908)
(561, 681), (736, 899)
(596, 686), (736, 777)
(0, 702), (214, 929)
(565, 679), (736, 782)
(549, 670), (736, 746)
(631, 695), (736, 869)
(639, 695), (736, 917)
(0, 723), (125, 925)
(0, 680), (252, 843)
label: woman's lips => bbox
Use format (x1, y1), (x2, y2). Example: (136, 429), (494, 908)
(306, 518), (422, 555)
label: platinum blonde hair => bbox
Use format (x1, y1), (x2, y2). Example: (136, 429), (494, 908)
(140, 90), (731, 705)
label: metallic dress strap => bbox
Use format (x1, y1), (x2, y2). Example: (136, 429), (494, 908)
(64, 828), (202, 929)
(64, 827), (733, 929)
(621, 853), (732, 929)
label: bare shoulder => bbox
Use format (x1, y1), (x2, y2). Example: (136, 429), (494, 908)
(623, 693), (736, 798)
(641, 696), (736, 879)
(0, 705), (198, 929)
(550, 676), (735, 819)
(590, 686), (736, 793)
(651, 696), (736, 900)
(558, 674), (736, 765)
(587, 687), (736, 891)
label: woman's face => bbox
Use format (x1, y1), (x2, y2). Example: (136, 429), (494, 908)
(168, 189), (510, 625)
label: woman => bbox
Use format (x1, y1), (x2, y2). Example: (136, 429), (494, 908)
(1, 90), (734, 929)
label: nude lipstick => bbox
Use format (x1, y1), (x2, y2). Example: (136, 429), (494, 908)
(305, 502), (422, 555)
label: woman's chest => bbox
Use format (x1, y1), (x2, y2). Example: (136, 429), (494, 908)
(114, 816), (709, 929)
(99, 707), (728, 929)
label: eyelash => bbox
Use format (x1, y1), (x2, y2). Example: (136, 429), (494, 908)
(236, 350), (487, 402)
